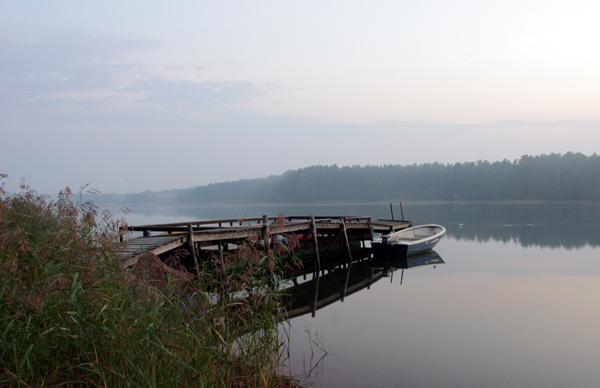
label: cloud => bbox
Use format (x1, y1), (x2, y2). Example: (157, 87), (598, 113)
(132, 79), (274, 117)
(0, 26), (275, 119)
(2, 24), (599, 196)
(1, 28), (157, 90)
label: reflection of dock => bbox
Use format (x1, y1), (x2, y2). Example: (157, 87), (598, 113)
(120, 216), (411, 267)
(281, 252), (382, 319)
(280, 250), (446, 319)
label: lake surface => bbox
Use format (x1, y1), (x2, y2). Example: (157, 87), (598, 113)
(104, 201), (600, 387)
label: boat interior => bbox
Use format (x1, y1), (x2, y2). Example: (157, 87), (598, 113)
(392, 234), (432, 242)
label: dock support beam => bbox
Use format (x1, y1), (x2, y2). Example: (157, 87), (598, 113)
(340, 218), (353, 265)
(262, 215), (270, 252)
(188, 223), (200, 275)
(340, 218), (353, 300)
(310, 215), (321, 272)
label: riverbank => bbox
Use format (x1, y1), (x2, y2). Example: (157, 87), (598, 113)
(0, 182), (296, 387)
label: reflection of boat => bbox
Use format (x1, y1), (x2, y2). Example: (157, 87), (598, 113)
(371, 250), (444, 271)
(371, 224), (446, 256)
(372, 250), (444, 283)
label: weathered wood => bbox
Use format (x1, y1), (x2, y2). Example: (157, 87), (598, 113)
(188, 223), (200, 275)
(340, 218), (353, 264)
(340, 219), (353, 300)
(310, 215), (321, 272)
(371, 219), (411, 231)
(120, 215), (412, 267)
(121, 234), (187, 267)
(262, 215), (270, 251)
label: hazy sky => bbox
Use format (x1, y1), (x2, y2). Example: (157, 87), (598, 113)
(2, 1), (599, 194)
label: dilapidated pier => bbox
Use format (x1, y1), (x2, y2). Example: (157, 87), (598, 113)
(120, 215), (411, 268)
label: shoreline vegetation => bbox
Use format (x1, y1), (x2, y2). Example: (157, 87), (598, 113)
(0, 177), (301, 387)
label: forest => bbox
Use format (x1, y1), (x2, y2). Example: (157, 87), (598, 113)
(173, 152), (600, 203)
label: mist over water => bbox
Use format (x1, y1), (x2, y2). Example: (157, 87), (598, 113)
(106, 201), (600, 387)
(107, 201), (600, 250)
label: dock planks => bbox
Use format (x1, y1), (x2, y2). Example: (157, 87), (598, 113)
(120, 215), (411, 266)
(121, 234), (188, 267)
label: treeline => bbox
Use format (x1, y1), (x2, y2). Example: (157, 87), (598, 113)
(174, 152), (600, 202)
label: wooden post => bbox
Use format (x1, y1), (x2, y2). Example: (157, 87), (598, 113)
(188, 223), (200, 275)
(390, 203), (395, 220)
(340, 218), (353, 300)
(340, 218), (353, 265)
(399, 202), (405, 221)
(310, 215), (321, 272)
(262, 215), (270, 250)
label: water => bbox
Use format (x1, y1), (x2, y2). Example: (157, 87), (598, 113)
(104, 201), (600, 387)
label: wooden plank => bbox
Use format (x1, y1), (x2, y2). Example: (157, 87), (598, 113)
(120, 216), (413, 268)
(124, 216), (284, 232)
(122, 238), (187, 267)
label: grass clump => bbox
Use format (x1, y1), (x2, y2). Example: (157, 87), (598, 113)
(0, 177), (295, 387)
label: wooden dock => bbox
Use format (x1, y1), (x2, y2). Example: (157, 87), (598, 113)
(120, 215), (411, 267)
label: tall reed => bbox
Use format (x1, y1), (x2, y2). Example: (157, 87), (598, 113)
(0, 177), (297, 387)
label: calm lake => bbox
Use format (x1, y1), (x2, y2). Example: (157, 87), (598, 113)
(105, 201), (600, 388)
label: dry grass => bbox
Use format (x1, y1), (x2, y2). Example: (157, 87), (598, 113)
(0, 176), (299, 387)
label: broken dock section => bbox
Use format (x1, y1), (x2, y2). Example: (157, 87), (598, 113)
(120, 215), (411, 268)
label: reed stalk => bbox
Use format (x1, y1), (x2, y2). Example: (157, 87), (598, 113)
(0, 177), (298, 387)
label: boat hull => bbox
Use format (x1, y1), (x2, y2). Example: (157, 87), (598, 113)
(371, 224), (445, 257)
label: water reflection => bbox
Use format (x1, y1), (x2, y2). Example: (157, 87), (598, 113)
(282, 253), (379, 319)
(447, 223), (600, 249)
(282, 250), (445, 319)
(286, 238), (600, 388)
(98, 201), (600, 387)
(408, 201), (600, 249)
(371, 250), (444, 284)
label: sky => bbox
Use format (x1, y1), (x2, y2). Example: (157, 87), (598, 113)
(2, 0), (600, 195)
